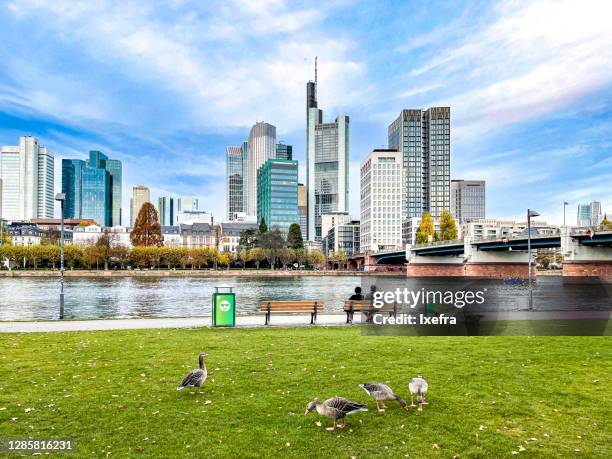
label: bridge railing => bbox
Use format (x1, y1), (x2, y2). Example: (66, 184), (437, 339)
(413, 238), (464, 249)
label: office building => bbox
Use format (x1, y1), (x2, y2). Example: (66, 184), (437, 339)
(323, 220), (360, 256)
(177, 210), (213, 225)
(306, 66), (349, 241)
(177, 198), (200, 213)
(360, 149), (403, 252)
(62, 151), (121, 227)
(219, 221), (259, 253)
(461, 219), (553, 240)
(451, 180), (485, 223)
(298, 183), (307, 240)
(130, 185), (150, 226)
(158, 196), (174, 226)
(402, 216), (442, 246)
(0, 136), (55, 221)
(577, 201), (602, 227)
(226, 145), (246, 220)
(247, 122), (276, 216)
(257, 159), (299, 234)
(388, 107), (451, 219)
(321, 211), (351, 241)
(275, 142), (293, 160)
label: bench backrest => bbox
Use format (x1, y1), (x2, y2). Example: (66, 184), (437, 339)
(343, 300), (397, 311)
(260, 300), (324, 312)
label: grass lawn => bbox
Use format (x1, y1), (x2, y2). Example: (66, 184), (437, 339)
(0, 327), (610, 458)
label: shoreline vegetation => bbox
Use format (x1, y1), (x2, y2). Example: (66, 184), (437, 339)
(0, 269), (400, 277)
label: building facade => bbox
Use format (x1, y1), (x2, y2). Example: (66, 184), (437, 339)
(306, 75), (349, 242)
(0, 136), (55, 221)
(450, 180), (485, 223)
(360, 150), (403, 252)
(257, 159), (299, 234)
(176, 210), (213, 225)
(388, 107), (450, 219)
(177, 198), (200, 213)
(298, 183), (307, 240)
(226, 145), (246, 220)
(275, 143), (292, 160)
(321, 211), (351, 242)
(461, 219), (553, 240)
(247, 122), (276, 217)
(323, 219), (360, 256)
(130, 185), (150, 226)
(62, 151), (121, 227)
(158, 196), (175, 226)
(577, 201), (602, 227)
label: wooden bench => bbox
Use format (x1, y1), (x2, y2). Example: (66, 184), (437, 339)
(260, 300), (324, 325)
(343, 300), (398, 324)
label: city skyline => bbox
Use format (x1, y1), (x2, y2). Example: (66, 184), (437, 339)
(0, 1), (610, 224)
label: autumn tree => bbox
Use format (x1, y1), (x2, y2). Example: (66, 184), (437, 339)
(438, 210), (458, 241)
(130, 202), (163, 247)
(416, 212), (436, 244)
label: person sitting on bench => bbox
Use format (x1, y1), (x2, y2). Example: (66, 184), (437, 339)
(349, 286), (363, 301)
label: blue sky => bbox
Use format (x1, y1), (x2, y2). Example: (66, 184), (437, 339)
(1, 0), (611, 225)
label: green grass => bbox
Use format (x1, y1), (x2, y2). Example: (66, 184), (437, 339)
(0, 327), (610, 458)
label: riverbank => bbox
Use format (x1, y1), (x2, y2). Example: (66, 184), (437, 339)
(0, 327), (609, 457)
(0, 269), (404, 278)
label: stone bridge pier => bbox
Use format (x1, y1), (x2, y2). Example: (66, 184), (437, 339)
(561, 227), (612, 280)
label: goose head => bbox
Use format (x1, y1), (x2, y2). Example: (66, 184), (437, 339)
(304, 398), (319, 415)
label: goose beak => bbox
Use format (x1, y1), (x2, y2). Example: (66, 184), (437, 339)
(304, 410), (309, 416)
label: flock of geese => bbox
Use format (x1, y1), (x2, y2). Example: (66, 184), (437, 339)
(177, 352), (428, 432)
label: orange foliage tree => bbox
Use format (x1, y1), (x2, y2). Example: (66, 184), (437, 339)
(130, 202), (163, 247)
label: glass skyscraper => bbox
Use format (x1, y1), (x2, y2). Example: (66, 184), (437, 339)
(158, 196), (174, 226)
(257, 159), (299, 234)
(226, 145), (246, 220)
(306, 75), (349, 242)
(388, 107), (451, 219)
(275, 143), (292, 160)
(62, 150), (121, 227)
(247, 122), (276, 217)
(451, 180), (485, 223)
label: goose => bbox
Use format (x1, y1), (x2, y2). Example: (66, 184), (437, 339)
(177, 352), (208, 390)
(408, 376), (428, 411)
(359, 383), (408, 412)
(305, 397), (367, 431)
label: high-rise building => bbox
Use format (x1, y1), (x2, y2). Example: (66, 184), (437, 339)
(130, 185), (150, 226)
(62, 151), (121, 227)
(0, 136), (55, 221)
(257, 159), (299, 234)
(388, 107), (451, 219)
(247, 122), (276, 216)
(298, 183), (307, 240)
(321, 211), (351, 241)
(577, 201), (603, 227)
(177, 198), (200, 213)
(323, 219), (360, 256)
(306, 66), (349, 241)
(450, 180), (485, 223)
(158, 196), (174, 226)
(275, 142), (293, 160)
(360, 149), (403, 252)
(226, 145), (246, 220)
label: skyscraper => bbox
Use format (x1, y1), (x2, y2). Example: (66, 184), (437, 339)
(577, 201), (603, 227)
(62, 151), (121, 227)
(388, 107), (451, 219)
(298, 183), (307, 240)
(0, 136), (55, 221)
(226, 145), (246, 220)
(306, 63), (349, 241)
(257, 159), (299, 234)
(177, 198), (200, 213)
(131, 185), (150, 226)
(275, 142), (293, 160)
(360, 150), (403, 252)
(451, 180), (485, 223)
(247, 122), (276, 217)
(158, 196), (174, 226)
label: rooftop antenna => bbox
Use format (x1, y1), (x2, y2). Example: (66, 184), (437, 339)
(314, 56), (318, 98)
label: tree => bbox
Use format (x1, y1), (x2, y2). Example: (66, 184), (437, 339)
(258, 229), (285, 269)
(130, 202), (163, 247)
(600, 215), (612, 231)
(438, 210), (458, 241)
(416, 212), (436, 244)
(294, 248), (307, 267)
(218, 252), (232, 269)
(238, 229), (257, 249)
(249, 247), (265, 269)
(308, 250), (326, 269)
(112, 245), (129, 269)
(96, 232), (113, 270)
(238, 249), (250, 269)
(286, 223), (304, 249)
(330, 250), (348, 270)
(278, 248), (295, 269)
(258, 218), (268, 235)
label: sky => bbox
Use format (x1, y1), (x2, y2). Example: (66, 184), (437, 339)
(0, 0), (611, 225)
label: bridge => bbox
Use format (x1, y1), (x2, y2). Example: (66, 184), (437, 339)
(348, 228), (612, 279)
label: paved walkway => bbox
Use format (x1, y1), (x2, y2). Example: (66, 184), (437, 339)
(0, 314), (349, 333)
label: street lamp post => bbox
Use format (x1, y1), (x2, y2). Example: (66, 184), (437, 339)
(527, 208), (540, 310)
(55, 193), (66, 319)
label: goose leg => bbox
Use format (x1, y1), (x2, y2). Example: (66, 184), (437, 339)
(410, 394), (416, 408)
(418, 402), (424, 412)
(337, 419), (346, 429)
(326, 420), (336, 431)
(377, 400), (385, 412)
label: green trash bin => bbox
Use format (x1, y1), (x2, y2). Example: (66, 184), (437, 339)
(212, 286), (236, 327)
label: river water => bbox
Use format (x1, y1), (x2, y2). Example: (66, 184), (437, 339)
(0, 275), (610, 320)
